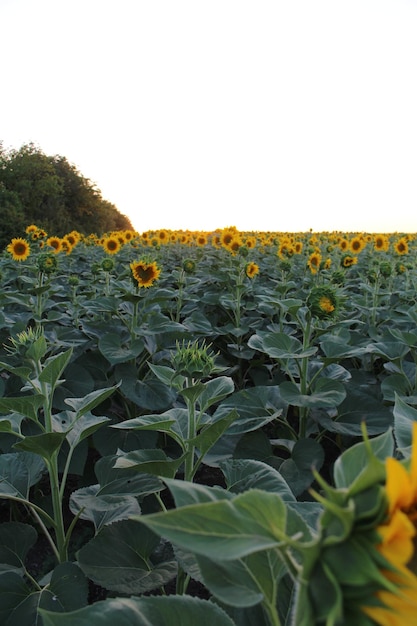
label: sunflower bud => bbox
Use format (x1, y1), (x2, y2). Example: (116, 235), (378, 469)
(171, 340), (217, 379)
(307, 285), (339, 319)
(101, 258), (115, 272)
(37, 252), (58, 275)
(182, 258), (196, 274)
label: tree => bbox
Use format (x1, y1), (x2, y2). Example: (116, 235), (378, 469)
(0, 142), (133, 248)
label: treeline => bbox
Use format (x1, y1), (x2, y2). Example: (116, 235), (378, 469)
(0, 142), (133, 248)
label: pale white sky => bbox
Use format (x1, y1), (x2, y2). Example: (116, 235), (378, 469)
(1, 0), (417, 233)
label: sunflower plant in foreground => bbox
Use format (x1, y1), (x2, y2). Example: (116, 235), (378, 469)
(37, 414), (417, 626)
(0, 327), (118, 620)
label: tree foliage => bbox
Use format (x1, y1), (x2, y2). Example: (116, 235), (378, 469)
(0, 142), (133, 248)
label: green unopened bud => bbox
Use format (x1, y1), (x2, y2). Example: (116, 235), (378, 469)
(68, 275), (79, 287)
(171, 340), (217, 379)
(37, 252), (58, 274)
(4, 325), (46, 359)
(182, 258), (196, 274)
(379, 261), (392, 278)
(101, 258), (115, 272)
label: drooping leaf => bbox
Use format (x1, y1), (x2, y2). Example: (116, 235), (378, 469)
(40, 595), (237, 626)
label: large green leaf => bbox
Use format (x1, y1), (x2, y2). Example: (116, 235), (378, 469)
(0, 452), (45, 498)
(0, 522), (37, 575)
(98, 333), (145, 365)
(69, 485), (141, 532)
(38, 348), (73, 389)
(393, 393), (417, 456)
(94, 455), (164, 497)
(76, 519), (177, 594)
(113, 449), (185, 478)
(192, 409), (238, 460)
(279, 379), (346, 408)
(40, 595), (237, 626)
(248, 332), (317, 359)
(220, 459), (296, 501)
(138, 489), (288, 560)
(64, 384), (119, 419)
(0, 562), (87, 625)
(198, 376), (235, 412)
(0, 395), (45, 423)
(333, 428), (393, 492)
(13, 432), (66, 462)
(212, 386), (285, 436)
(197, 548), (286, 609)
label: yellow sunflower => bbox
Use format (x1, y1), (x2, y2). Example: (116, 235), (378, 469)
(307, 251), (322, 274)
(102, 236), (121, 255)
(7, 237), (31, 262)
(341, 254), (358, 268)
(130, 260), (161, 288)
(196, 233), (208, 247)
(46, 236), (62, 254)
(25, 224), (38, 234)
(349, 236), (366, 254)
(374, 234), (390, 252)
(245, 262), (259, 279)
(394, 237), (409, 255)
(362, 422), (417, 625)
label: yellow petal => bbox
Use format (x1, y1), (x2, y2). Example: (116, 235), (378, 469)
(386, 457), (414, 514)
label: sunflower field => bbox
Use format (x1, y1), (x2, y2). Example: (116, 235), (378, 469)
(0, 224), (416, 625)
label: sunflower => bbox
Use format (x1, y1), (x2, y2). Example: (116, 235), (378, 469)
(46, 236), (62, 254)
(349, 236), (366, 254)
(130, 260), (161, 288)
(102, 235), (121, 255)
(64, 231), (80, 247)
(339, 238), (349, 251)
(245, 261), (259, 279)
(37, 252), (58, 274)
(196, 233), (208, 247)
(156, 229), (169, 244)
(7, 237), (30, 262)
(25, 224), (38, 234)
(374, 234), (390, 252)
(341, 254), (357, 268)
(394, 237), (409, 255)
(362, 422), (417, 625)
(307, 251), (322, 274)
(307, 285), (339, 319)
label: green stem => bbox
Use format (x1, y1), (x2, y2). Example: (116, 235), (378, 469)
(184, 378), (196, 482)
(298, 317), (312, 439)
(263, 601), (281, 626)
(48, 456), (67, 563)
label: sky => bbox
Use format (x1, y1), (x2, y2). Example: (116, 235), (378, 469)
(1, 0), (417, 234)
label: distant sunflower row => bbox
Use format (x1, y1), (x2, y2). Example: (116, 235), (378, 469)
(4, 224), (416, 263)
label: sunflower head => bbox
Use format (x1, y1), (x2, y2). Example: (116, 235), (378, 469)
(7, 238), (31, 262)
(379, 261), (392, 278)
(340, 254), (357, 268)
(68, 275), (79, 287)
(307, 285), (340, 319)
(245, 261), (259, 279)
(101, 258), (115, 273)
(102, 236), (121, 255)
(4, 325), (46, 359)
(394, 237), (409, 255)
(130, 259), (161, 288)
(182, 258), (196, 274)
(37, 252), (58, 275)
(279, 260), (292, 273)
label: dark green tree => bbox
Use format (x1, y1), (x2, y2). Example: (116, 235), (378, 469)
(0, 142), (133, 248)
